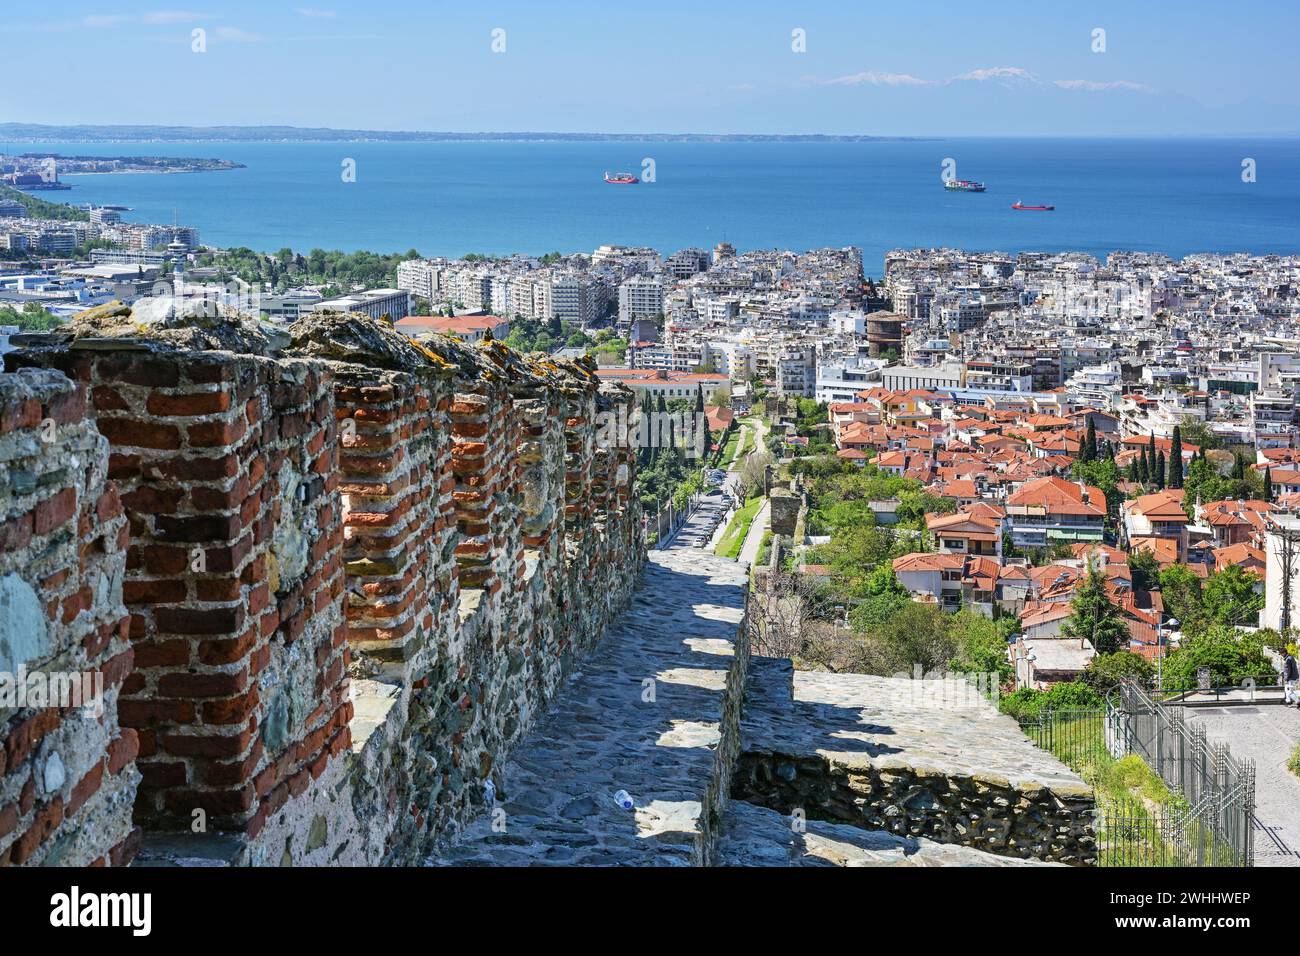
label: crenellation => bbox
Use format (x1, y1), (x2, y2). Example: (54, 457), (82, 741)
(2, 304), (644, 866)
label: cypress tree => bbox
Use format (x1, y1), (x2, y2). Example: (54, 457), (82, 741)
(1265, 466), (1274, 502)
(1155, 451), (1166, 490)
(1084, 419), (1097, 462)
(1168, 426), (1183, 489)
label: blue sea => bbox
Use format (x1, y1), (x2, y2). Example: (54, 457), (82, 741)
(14, 138), (1300, 270)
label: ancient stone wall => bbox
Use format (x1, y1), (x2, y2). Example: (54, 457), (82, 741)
(0, 368), (139, 866)
(3, 307), (643, 866)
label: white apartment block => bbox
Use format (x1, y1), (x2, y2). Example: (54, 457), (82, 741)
(618, 274), (664, 329)
(310, 288), (412, 322)
(816, 357), (886, 403)
(396, 259), (438, 302)
(551, 274), (598, 326)
(881, 362), (963, 393)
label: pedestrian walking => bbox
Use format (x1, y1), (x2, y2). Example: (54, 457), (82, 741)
(1284, 645), (1300, 706)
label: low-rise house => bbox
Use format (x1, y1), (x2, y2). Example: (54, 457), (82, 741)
(1004, 475), (1107, 548)
(1198, 499), (1273, 548)
(891, 552), (1002, 616)
(1122, 489), (1189, 562)
(1212, 542), (1266, 577)
(927, 510), (1003, 558)
(1012, 632), (1097, 689)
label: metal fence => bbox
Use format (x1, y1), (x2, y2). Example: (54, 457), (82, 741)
(1017, 681), (1255, 867)
(1110, 681), (1255, 866)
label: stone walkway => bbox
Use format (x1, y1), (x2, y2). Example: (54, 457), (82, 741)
(434, 547), (748, 865)
(736, 499), (770, 567)
(1184, 705), (1300, 867)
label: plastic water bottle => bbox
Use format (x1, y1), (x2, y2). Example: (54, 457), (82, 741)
(613, 789), (634, 810)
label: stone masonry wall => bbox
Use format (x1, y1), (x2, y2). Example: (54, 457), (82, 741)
(3, 306), (643, 866)
(0, 368), (139, 867)
(731, 751), (1096, 864)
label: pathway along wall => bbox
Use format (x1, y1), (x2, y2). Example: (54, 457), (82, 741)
(1, 306), (643, 866)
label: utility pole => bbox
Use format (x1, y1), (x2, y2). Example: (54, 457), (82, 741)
(1281, 519), (1298, 634)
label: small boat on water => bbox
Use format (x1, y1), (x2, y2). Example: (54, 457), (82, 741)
(604, 171), (639, 184)
(1012, 201), (1054, 211)
(944, 179), (986, 192)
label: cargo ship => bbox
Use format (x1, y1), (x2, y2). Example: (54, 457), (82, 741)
(1012, 201), (1054, 211)
(944, 179), (986, 192)
(604, 171), (639, 184)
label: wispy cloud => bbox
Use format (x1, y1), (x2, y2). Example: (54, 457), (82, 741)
(70, 11), (210, 29)
(296, 7), (336, 17)
(1054, 79), (1154, 93)
(214, 26), (265, 43)
(142, 11), (212, 24)
(82, 14), (132, 28)
(822, 71), (935, 88)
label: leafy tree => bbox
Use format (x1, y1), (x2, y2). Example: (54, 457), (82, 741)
(847, 564), (913, 631)
(869, 602), (957, 675)
(1201, 565), (1263, 628)
(1128, 548), (1160, 592)
(1061, 565), (1131, 655)
(1161, 625), (1276, 689)
(949, 610), (1015, 685)
(999, 681), (1103, 719)
(1177, 418), (1221, 451)
(0, 302), (61, 331)
(1158, 563), (1205, 636)
(1081, 651), (1156, 692)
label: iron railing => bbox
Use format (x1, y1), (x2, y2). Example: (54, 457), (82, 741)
(1017, 681), (1255, 867)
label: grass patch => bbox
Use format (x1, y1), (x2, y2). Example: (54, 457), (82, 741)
(1290, 744), (1300, 779)
(715, 493), (764, 560)
(718, 428), (743, 469)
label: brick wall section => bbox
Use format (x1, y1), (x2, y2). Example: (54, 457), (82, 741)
(0, 368), (139, 867)
(7, 345), (348, 840)
(4, 309), (645, 866)
(334, 368), (451, 663)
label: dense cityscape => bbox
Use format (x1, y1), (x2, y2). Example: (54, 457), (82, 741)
(0, 3), (1296, 931)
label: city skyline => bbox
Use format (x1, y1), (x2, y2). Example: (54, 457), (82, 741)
(6, 0), (1300, 137)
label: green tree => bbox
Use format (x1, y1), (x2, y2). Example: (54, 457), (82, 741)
(0, 301), (61, 331)
(1061, 565), (1131, 655)
(847, 564), (913, 631)
(1128, 548), (1160, 592)
(1162, 625), (1275, 689)
(1168, 425), (1183, 489)
(1201, 565), (1264, 628)
(1083, 418), (1098, 463)
(1081, 650), (1156, 692)
(949, 610), (1016, 686)
(1159, 563), (1205, 637)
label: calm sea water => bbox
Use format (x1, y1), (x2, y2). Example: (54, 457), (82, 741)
(16, 138), (1300, 270)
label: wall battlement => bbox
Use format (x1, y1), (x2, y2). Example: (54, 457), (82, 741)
(1, 305), (643, 866)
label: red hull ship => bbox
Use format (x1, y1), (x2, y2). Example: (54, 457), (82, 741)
(1012, 201), (1054, 211)
(604, 171), (639, 184)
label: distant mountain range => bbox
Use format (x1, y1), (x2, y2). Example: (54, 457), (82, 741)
(0, 123), (923, 144)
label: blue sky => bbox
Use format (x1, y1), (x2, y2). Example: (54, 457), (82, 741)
(7, 1), (1299, 135)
